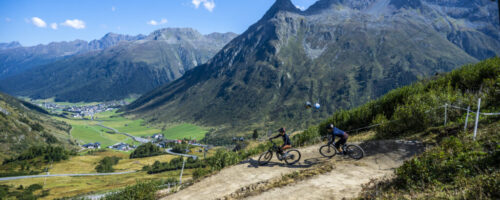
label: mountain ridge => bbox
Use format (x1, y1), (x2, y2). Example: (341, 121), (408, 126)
(0, 28), (238, 102)
(0, 32), (146, 79)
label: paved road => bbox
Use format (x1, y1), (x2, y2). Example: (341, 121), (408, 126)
(0, 171), (136, 181)
(165, 148), (198, 159)
(97, 122), (150, 143)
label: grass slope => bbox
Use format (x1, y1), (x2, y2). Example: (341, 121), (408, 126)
(0, 150), (181, 200)
(161, 123), (207, 140)
(288, 57), (500, 199)
(0, 92), (75, 161)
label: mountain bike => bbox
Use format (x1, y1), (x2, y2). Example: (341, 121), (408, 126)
(258, 141), (301, 165)
(319, 136), (364, 160)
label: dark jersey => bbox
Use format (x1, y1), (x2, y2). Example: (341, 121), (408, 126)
(329, 127), (345, 141)
(271, 133), (291, 146)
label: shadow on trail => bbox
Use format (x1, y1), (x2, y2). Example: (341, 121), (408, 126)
(243, 156), (329, 169)
(358, 140), (426, 159)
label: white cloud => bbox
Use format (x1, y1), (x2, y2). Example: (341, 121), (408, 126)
(192, 0), (215, 12)
(192, 0), (202, 8)
(147, 20), (158, 26)
(5, 18), (11, 22)
(50, 23), (58, 30)
(31, 17), (47, 28)
(112, 6), (116, 12)
(61, 19), (85, 29)
(147, 18), (168, 26)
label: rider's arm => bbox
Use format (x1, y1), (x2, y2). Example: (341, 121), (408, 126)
(269, 134), (280, 140)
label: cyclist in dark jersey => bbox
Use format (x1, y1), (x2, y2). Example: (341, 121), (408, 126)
(326, 124), (349, 153)
(269, 127), (291, 155)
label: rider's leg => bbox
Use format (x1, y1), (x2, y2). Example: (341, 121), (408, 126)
(335, 138), (346, 153)
(281, 145), (292, 158)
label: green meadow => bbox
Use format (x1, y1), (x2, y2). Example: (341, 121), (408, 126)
(60, 110), (207, 147)
(161, 123), (207, 140)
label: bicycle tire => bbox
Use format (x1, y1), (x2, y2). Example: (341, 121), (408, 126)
(284, 149), (301, 165)
(258, 151), (273, 165)
(319, 144), (337, 157)
(345, 144), (364, 160)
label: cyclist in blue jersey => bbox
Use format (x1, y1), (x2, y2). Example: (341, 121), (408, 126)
(326, 124), (349, 153)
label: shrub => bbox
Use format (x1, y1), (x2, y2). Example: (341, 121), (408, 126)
(147, 157), (205, 174)
(171, 143), (189, 154)
(95, 156), (121, 173)
(104, 181), (159, 200)
(193, 168), (211, 180)
(130, 143), (164, 159)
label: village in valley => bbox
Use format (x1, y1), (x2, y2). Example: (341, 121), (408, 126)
(33, 100), (128, 119)
(27, 99), (208, 153)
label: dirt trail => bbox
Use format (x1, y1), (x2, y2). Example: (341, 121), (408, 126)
(160, 140), (425, 200)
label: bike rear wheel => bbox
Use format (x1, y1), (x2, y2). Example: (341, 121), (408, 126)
(284, 149), (301, 165)
(258, 151), (273, 165)
(345, 144), (364, 160)
(319, 144), (337, 157)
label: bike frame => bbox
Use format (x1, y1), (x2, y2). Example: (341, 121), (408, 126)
(327, 139), (347, 152)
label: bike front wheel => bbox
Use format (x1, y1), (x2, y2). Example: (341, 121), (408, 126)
(319, 144), (337, 157)
(345, 145), (364, 160)
(284, 149), (301, 165)
(258, 151), (273, 165)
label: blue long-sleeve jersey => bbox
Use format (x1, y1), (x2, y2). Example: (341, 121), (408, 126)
(330, 127), (345, 139)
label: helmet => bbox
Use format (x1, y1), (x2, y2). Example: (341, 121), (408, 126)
(325, 124), (334, 129)
(278, 127), (286, 133)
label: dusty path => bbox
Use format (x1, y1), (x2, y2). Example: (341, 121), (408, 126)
(246, 140), (423, 200)
(160, 140), (425, 200)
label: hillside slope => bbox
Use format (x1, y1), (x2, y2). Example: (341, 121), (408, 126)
(160, 57), (500, 200)
(0, 28), (237, 102)
(0, 92), (75, 161)
(124, 0), (499, 144)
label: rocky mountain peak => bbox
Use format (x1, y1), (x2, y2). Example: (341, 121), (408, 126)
(147, 27), (205, 42)
(0, 41), (22, 50)
(260, 0), (301, 21)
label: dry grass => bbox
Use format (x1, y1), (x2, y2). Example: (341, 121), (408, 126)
(1, 170), (193, 200)
(0, 150), (184, 199)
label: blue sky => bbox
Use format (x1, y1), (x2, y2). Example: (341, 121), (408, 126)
(0, 0), (319, 46)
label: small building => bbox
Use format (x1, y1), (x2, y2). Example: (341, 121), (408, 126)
(82, 142), (101, 149)
(107, 142), (135, 151)
(152, 133), (164, 140)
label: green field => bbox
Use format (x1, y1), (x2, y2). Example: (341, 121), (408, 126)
(70, 124), (129, 147)
(162, 123), (207, 140)
(60, 111), (207, 147)
(97, 111), (160, 137)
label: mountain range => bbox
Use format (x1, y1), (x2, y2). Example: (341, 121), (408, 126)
(0, 33), (146, 79)
(0, 28), (237, 102)
(123, 0), (500, 144)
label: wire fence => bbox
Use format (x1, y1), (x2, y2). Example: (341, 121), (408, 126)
(301, 97), (499, 143)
